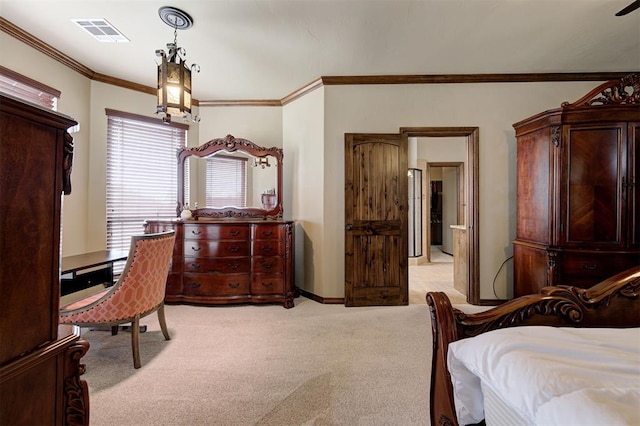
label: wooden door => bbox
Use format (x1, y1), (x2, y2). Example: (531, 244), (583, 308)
(345, 133), (408, 306)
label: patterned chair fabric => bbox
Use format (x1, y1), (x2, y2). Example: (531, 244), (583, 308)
(60, 231), (176, 368)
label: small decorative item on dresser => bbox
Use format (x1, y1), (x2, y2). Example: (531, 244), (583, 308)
(180, 203), (192, 219)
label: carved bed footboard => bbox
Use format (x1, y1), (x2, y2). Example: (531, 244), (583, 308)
(426, 265), (640, 426)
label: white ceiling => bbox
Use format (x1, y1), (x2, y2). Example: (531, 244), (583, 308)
(1, 0), (639, 101)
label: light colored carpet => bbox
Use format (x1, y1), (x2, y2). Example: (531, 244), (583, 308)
(81, 247), (471, 425)
(82, 298), (433, 426)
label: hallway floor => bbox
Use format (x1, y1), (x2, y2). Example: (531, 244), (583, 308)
(409, 246), (467, 305)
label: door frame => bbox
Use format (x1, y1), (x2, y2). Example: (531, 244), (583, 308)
(400, 127), (480, 305)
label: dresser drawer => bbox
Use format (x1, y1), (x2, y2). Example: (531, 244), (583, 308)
(252, 240), (285, 256)
(251, 257), (284, 273)
(184, 240), (250, 257)
(183, 274), (250, 296)
(252, 224), (286, 240)
(559, 253), (639, 286)
(184, 257), (250, 274)
(146, 223), (183, 256)
(185, 224), (250, 240)
(251, 275), (285, 295)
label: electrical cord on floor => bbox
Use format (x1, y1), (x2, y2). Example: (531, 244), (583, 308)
(492, 255), (513, 300)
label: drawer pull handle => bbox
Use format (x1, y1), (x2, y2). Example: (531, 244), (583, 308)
(583, 263), (598, 270)
(262, 282), (273, 287)
(261, 246), (273, 253)
(191, 230), (202, 235)
(229, 282), (240, 289)
(191, 246), (202, 252)
(228, 263), (240, 270)
(262, 231), (273, 236)
(190, 282), (201, 289)
(229, 246), (240, 253)
(230, 230), (240, 236)
(263, 262), (274, 269)
(190, 263), (201, 269)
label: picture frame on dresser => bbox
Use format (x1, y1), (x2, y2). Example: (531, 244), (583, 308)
(145, 135), (296, 308)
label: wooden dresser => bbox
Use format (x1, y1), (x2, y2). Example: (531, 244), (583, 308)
(144, 219), (296, 308)
(512, 75), (639, 296)
(0, 94), (89, 425)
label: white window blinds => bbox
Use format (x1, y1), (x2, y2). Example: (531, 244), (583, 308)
(206, 155), (247, 208)
(0, 65), (59, 110)
(106, 109), (187, 250)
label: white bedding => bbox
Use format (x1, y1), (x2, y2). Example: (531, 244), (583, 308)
(447, 326), (640, 426)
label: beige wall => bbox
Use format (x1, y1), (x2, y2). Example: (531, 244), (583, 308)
(3, 30), (608, 301)
(320, 82), (600, 300)
(282, 88), (325, 296)
(198, 107), (282, 149)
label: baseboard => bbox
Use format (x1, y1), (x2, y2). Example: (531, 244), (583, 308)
(298, 289), (344, 305)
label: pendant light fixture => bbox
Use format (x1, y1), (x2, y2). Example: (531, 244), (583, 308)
(156, 6), (200, 124)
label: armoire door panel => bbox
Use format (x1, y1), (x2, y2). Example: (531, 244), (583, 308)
(516, 129), (551, 243)
(564, 125), (624, 246)
(628, 123), (640, 248)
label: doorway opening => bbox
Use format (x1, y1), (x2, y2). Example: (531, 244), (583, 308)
(400, 127), (479, 304)
(425, 162), (464, 262)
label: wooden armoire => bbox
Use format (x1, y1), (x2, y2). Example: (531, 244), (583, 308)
(513, 74), (639, 297)
(0, 94), (89, 425)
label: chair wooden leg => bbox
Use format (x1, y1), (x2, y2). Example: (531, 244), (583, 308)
(157, 303), (171, 341)
(131, 315), (141, 369)
(111, 325), (119, 335)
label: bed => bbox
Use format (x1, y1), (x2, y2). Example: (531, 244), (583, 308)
(426, 265), (640, 426)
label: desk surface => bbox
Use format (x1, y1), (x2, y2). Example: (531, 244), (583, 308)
(62, 250), (128, 274)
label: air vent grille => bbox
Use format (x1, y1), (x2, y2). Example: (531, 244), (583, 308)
(72, 19), (129, 42)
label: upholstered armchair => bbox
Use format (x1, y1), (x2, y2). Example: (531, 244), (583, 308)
(60, 231), (176, 368)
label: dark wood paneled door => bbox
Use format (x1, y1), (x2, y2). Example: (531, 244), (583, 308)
(344, 133), (408, 307)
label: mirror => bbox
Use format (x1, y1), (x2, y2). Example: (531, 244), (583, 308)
(178, 134), (283, 219)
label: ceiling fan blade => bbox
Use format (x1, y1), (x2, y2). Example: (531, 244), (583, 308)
(616, 0), (640, 16)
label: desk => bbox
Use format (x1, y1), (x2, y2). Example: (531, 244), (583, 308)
(61, 250), (128, 296)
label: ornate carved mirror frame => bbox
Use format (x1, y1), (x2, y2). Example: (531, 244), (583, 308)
(177, 134), (283, 219)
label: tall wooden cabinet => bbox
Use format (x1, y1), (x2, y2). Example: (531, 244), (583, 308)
(513, 75), (639, 296)
(0, 94), (89, 425)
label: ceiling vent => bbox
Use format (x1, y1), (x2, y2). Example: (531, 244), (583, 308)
(72, 19), (129, 42)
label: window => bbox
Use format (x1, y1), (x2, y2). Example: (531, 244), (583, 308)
(0, 65), (59, 110)
(206, 155), (247, 207)
(106, 109), (187, 251)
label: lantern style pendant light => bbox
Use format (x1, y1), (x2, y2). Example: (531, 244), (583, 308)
(156, 6), (200, 123)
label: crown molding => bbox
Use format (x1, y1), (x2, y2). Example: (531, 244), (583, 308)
(280, 77), (325, 105)
(2, 17), (637, 108)
(198, 99), (281, 107)
(320, 72), (636, 85)
(1, 17), (94, 79)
